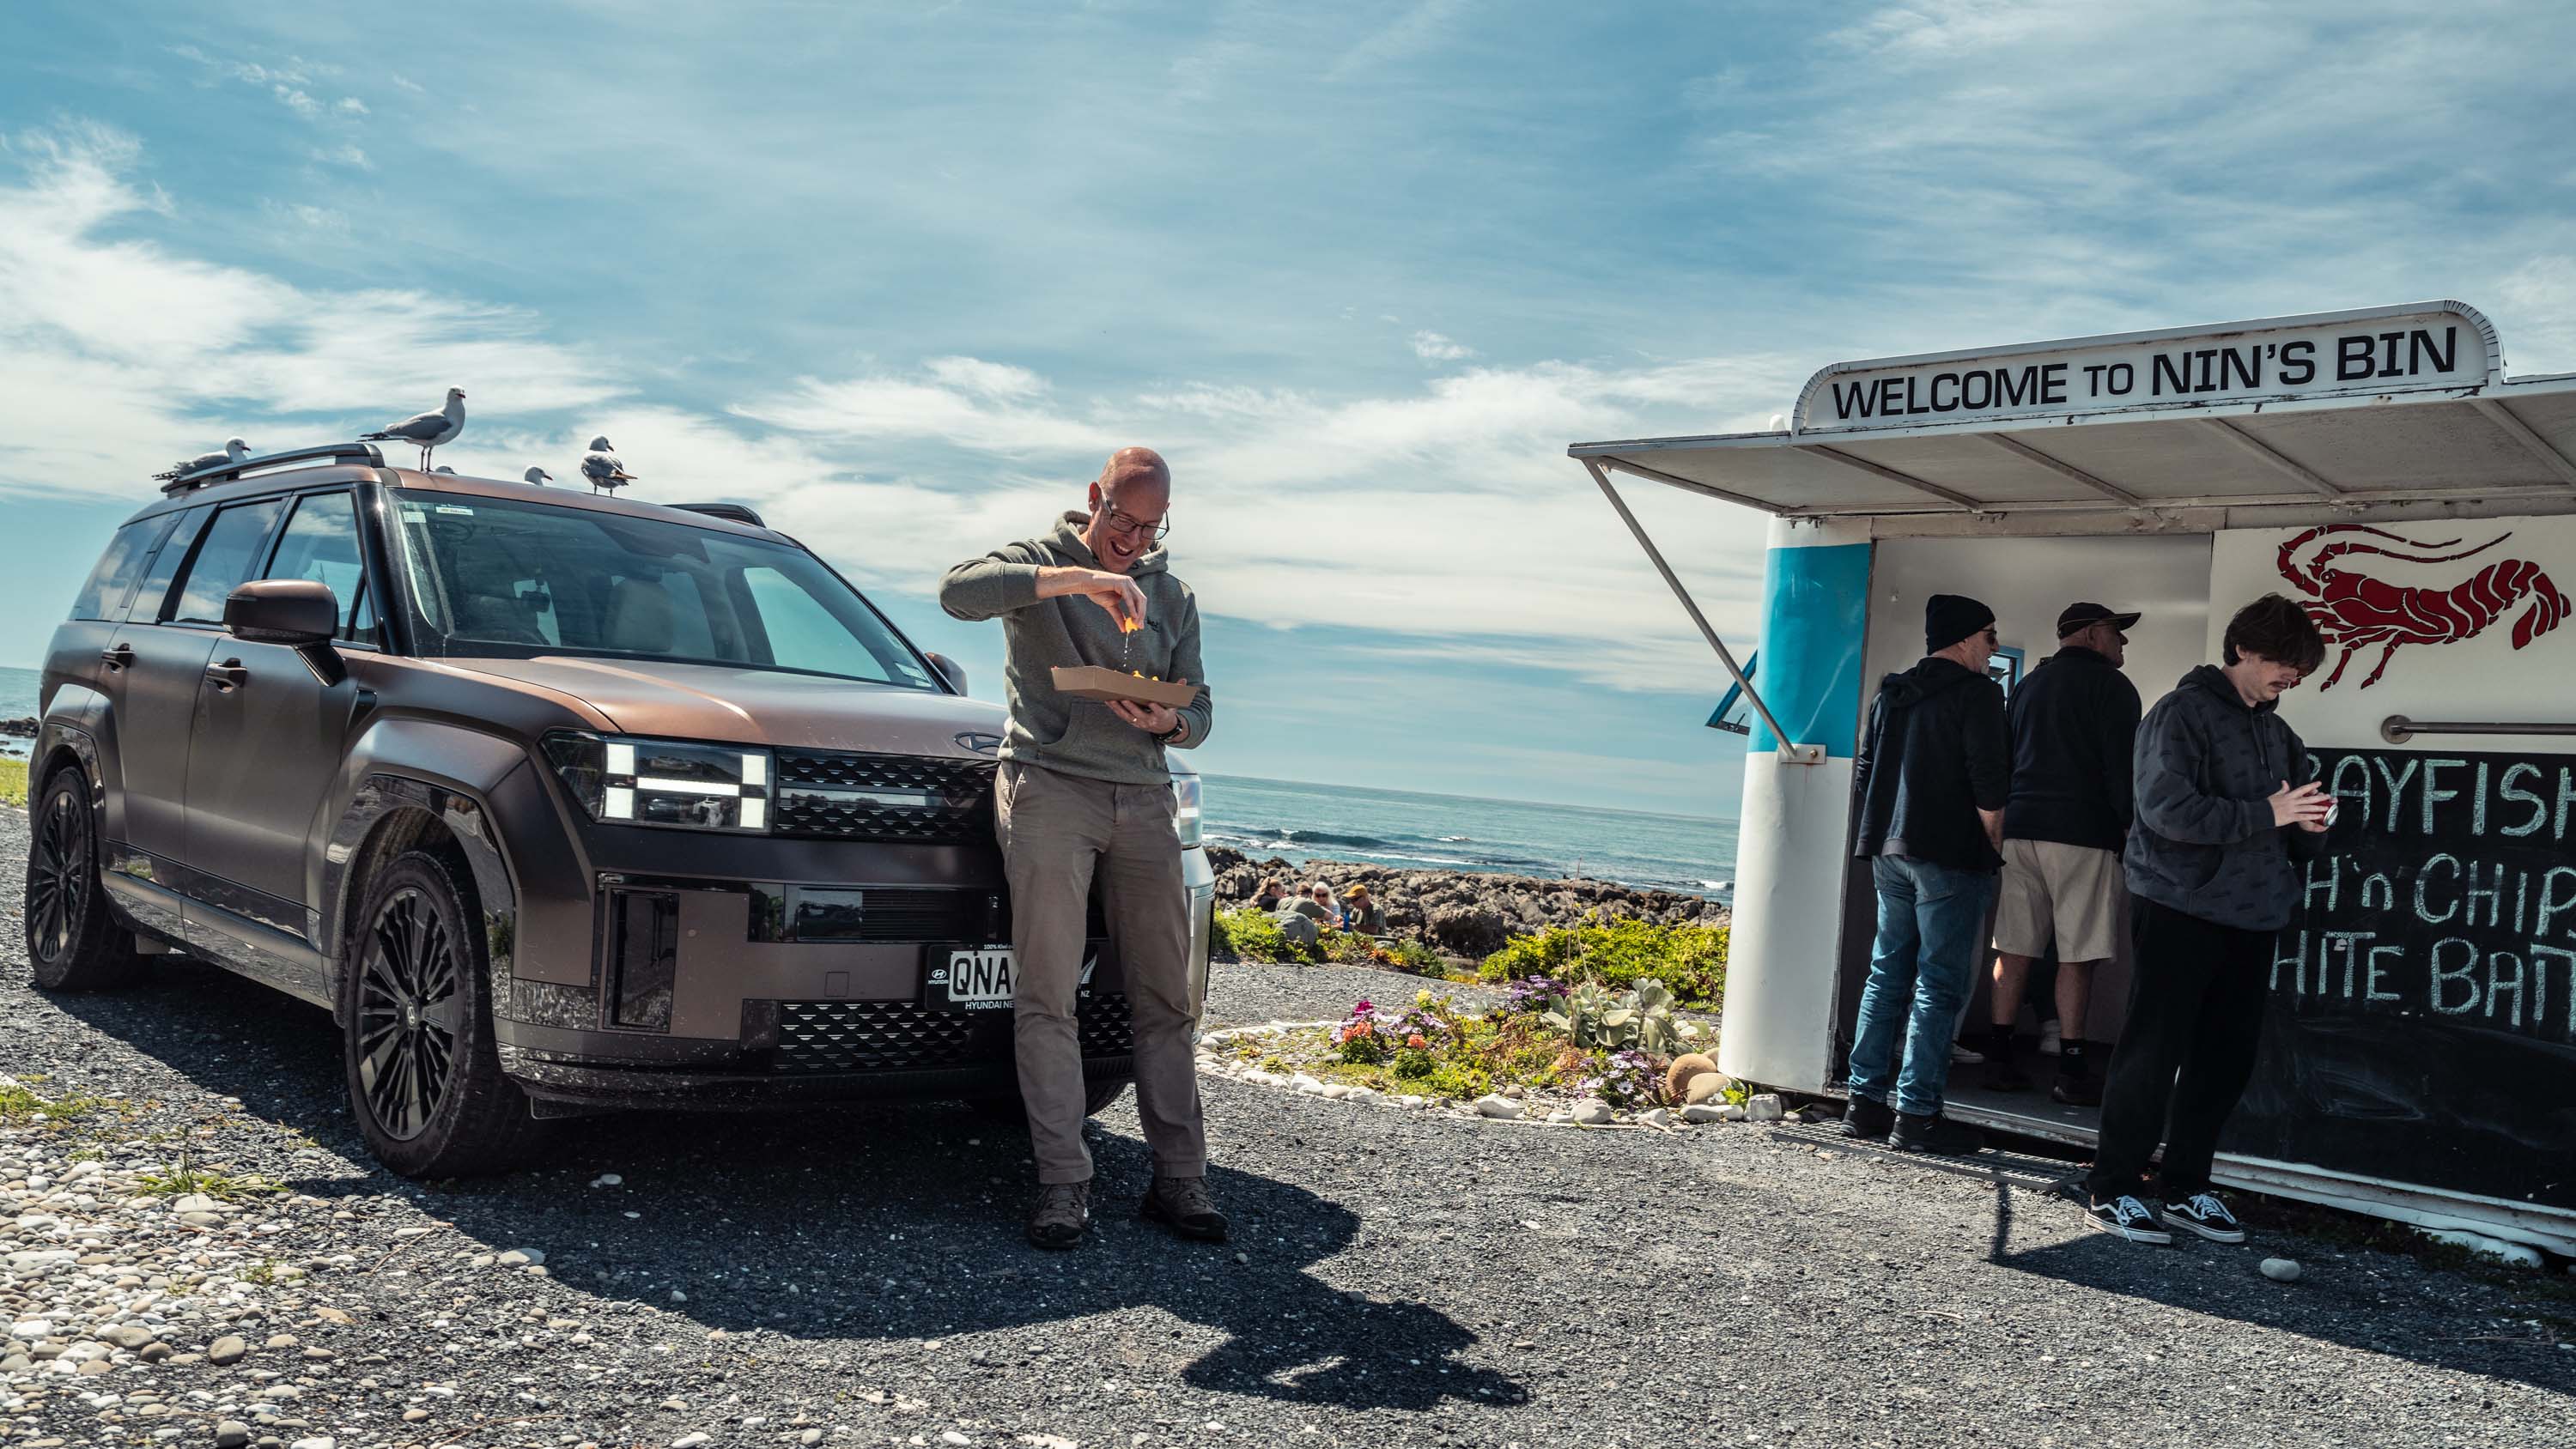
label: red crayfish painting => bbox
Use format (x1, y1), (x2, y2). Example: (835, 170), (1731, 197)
(2276, 524), (2572, 689)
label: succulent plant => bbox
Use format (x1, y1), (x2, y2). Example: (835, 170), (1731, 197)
(1544, 978), (1686, 1057)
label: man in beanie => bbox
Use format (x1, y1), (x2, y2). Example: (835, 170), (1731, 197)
(1842, 593), (2009, 1155)
(1980, 603), (2144, 1105)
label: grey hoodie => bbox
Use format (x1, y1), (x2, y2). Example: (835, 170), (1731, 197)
(938, 512), (1212, 786)
(2123, 664), (2323, 932)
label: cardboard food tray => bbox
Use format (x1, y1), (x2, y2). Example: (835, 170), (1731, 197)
(1051, 665), (1198, 708)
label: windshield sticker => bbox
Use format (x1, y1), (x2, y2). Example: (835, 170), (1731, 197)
(435, 505), (476, 516)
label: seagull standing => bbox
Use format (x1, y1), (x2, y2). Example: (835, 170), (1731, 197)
(361, 387), (467, 469)
(580, 435), (637, 494)
(523, 467), (554, 487)
(154, 438), (250, 482)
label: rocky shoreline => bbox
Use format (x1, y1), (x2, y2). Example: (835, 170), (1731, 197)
(1206, 846), (1730, 959)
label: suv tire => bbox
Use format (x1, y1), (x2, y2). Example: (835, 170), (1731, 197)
(24, 766), (143, 992)
(341, 851), (544, 1177)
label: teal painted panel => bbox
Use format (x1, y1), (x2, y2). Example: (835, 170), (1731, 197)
(1748, 542), (1872, 758)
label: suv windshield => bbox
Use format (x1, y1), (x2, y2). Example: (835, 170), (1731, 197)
(389, 490), (935, 688)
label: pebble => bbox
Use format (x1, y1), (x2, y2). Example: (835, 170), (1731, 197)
(800, 1431), (824, 1446)
(671, 1435), (712, 1449)
(208, 1335), (250, 1365)
(1745, 1093), (1786, 1123)
(1472, 1094), (1524, 1120)
(1639, 1107), (1674, 1127)
(1569, 1100), (1613, 1125)
(170, 1193), (222, 1214)
(402, 1408), (430, 1422)
(1680, 1104), (1729, 1124)
(496, 1247), (545, 1267)
(1317, 1083), (1353, 1100)
(289, 1437), (335, 1449)
(215, 1422), (252, 1449)
(591, 1173), (623, 1187)
(2259, 1258), (2303, 1282)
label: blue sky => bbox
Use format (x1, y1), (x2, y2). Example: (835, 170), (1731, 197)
(3, 2), (2573, 815)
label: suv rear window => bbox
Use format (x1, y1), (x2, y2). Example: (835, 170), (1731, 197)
(167, 499), (288, 626)
(70, 514), (180, 621)
(388, 492), (934, 688)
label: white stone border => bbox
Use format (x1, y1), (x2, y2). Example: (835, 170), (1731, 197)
(1196, 1021), (1764, 1131)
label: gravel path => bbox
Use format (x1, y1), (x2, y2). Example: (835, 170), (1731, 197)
(2, 805), (2570, 1449)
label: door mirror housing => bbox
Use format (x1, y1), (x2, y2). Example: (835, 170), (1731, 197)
(924, 651), (968, 694)
(225, 580), (346, 686)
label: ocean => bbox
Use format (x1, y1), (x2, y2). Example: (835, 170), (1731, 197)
(0, 664), (1737, 897)
(1200, 773), (1736, 900)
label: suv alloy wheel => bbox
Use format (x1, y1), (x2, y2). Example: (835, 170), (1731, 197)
(340, 851), (545, 1177)
(24, 767), (143, 991)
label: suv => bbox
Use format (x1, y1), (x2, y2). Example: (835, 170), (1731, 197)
(25, 442), (1213, 1176)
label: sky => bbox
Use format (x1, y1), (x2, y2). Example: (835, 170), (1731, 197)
(3, 2), (2573, 817)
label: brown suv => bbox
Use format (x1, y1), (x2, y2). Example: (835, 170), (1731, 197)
(25, 442), (1213, 1176)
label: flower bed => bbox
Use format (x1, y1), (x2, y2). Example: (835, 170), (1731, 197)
(1203, 983), (1743, 1125)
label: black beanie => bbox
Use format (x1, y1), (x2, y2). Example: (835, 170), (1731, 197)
(1925, 593), (1996, 653)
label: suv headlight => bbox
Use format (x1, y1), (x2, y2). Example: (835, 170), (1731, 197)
(1171, 773), (1203, 848)
(544, 731), (773, 834)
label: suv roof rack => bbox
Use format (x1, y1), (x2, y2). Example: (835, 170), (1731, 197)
(672, 502), (767, 527)
(159, 442), (387, 496)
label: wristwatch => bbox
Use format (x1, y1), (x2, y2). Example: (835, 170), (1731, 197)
(1155, 721), (1188, 745)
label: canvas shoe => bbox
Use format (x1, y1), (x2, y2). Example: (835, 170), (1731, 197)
(2038, 1020), (2062, 1056)
(2085, 1193), (2172, 1245)
(1139, 1175), (1230, 1243)
(2162, 1191), (2247, 1244)
(1025, 1180), (1092, 1250)
(1948, 1040), (1985, 1065)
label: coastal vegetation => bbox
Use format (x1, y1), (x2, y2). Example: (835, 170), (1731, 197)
(1212, 907), (1444, 974)
(0, 756), (25, 809)
(1478, 918), (1728, 1007)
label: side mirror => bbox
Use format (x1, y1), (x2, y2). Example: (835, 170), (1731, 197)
(225, 580), (346, 687)
(924, 652), (968, 694)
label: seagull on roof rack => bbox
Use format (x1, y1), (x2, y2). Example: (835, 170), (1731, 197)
(433, 465), (458, 475)
(524, 466), (553, 487)
(580, 435), (637, 494)
(361, 387), (466, 469)
(154, 438), (250, 481)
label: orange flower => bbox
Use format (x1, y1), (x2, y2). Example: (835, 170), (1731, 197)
(1406, 1034), (1427, 1049)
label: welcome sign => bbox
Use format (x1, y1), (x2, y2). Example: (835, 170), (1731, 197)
(1794, 304), (2496, 434)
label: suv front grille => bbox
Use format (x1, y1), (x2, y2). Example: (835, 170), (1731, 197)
(772, 993), (1133, 1074)
(770, 749), (996, 845)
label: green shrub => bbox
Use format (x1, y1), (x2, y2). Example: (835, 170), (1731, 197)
(1478, 917), (1727, 1005)
(1213, 907), (1320, 964)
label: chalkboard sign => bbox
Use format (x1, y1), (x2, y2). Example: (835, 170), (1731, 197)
(2224, 745), (2576, 1210)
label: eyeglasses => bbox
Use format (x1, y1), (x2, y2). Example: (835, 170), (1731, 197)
(1096, 502), (1171, 544)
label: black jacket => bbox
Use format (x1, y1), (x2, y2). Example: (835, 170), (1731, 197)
(2002, 646), (2143, 852)
(1852, 657), (2010, 871)
(2123, 664), (2324, 932)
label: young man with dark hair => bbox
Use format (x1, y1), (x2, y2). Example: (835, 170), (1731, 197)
(2083, 593), (2333, 1245)
(1843, 594), (2010, 1156)
(1983, 603), (2144, 1105)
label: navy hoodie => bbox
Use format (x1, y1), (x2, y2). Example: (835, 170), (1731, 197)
(1851, 658), (2010, 872)
(2123, 664), (2324, 932)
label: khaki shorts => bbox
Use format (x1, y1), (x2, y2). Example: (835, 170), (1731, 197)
(1993, 839), (2123, 963)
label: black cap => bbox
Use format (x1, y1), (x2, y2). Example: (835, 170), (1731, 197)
(1925, 594), (1996, 653)
(2057, 602), (2142, 638)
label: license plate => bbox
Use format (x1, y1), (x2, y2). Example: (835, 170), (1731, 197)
(927, 946), (1015, 1011)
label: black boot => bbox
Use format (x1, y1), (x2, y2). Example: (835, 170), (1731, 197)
(1891, 1110), (1984, 1155)
(1981, 1026), (2030, 1091)
(2050, 1040), (2100, 1106)
(1840, 1094), (1894, 1141)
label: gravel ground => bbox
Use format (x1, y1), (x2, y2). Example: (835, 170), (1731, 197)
(2, 804), (2571, 1449)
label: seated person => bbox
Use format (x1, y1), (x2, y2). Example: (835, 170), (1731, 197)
(1341, 882), (1387, 935)
(1251, 877), (1286, 912)
(1285, 882), (1343, 928)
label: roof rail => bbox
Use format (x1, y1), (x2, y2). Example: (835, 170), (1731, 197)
(159, 442), (387, 496)
(672, 502), (767, 527)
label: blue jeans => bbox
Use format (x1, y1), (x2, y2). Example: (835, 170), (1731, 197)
(1848, 855), (1995, 1118)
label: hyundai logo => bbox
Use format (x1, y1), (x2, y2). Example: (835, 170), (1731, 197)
(954, 731), (1003, 754)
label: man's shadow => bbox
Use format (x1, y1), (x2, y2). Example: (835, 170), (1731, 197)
(43, 961), (1528, 1412)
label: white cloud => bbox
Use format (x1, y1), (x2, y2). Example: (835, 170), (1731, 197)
(1409, 330), (1473, 361)
(272, 85), (321, 119)
(388, 73), (425, 94)
(338, 97), (369, 116)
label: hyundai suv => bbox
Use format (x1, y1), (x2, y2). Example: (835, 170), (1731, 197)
(25, 441), (1214, 1176)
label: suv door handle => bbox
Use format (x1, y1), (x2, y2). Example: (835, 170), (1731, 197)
(100, 644), (133, 672)
(204, 659), (247, 694)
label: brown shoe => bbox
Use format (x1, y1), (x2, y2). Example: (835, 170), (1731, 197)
(1025, 1180), (1091, 1250)
(1139, 1174), (1229, 1243)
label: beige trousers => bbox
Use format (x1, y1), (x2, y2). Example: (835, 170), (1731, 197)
(995, 761), (1205, 1185)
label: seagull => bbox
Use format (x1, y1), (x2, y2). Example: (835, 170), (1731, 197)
(580, 435), (637, 494)
(154, 438), (250, 481)
(361, 387), (467, 469)
(523, 466), (554, 487)
(433, 465), (458, 475)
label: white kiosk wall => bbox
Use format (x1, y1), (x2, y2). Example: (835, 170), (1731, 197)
(1853, 535), (2213, 1047)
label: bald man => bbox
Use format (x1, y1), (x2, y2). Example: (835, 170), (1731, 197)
(940, 448), (1222, 1250)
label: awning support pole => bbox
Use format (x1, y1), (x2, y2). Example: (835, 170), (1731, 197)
(1582, 458), (1824, 766)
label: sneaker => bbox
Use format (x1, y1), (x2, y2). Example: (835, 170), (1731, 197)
(2085, 1193), (2172, 1245)
(1982, 1057), (2032, 1092)
(2050, 1074), (2101, 1107)
(1890, 1111), (1984, 1155)
(1139, 1175), (1230, 1243)
(2038, 1020), (2062, 1056)
(1948, 1040), (1985, 1065)
(1839, 1094), (1894, 1141)
(2162, 1191), (2246, 1244)
(1025, 1180), (1091, 1250)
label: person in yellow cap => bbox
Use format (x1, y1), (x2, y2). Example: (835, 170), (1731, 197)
(1342, 882), (1387, 936)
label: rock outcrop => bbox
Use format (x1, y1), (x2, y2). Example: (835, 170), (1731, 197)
(1209, 846), (1728, 955)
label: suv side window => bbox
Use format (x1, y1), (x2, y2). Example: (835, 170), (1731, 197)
(263, 492), (378, 646)
(70, 515), (180, 621)
(165, 498), (289, 626)
(130, 507), (212, 625)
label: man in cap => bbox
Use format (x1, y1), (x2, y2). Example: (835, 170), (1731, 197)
(1979, 603), (2145, 1106)
(1842, 594), (2010, 1155)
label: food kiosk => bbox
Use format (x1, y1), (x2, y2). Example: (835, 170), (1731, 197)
(1571, 301), (2576, 1253)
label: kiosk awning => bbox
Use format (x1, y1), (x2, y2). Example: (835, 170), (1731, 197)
(1571, 302), (2576, 536)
